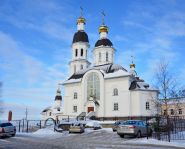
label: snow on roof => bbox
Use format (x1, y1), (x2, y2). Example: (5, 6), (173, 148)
(42, 106), (52, 113)
(63, 63), (130, 84)
(104, 69), (130, 79)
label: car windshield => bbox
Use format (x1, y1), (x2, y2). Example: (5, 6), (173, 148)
(0, 123), (13, 127)
(124, 121), (138, 125)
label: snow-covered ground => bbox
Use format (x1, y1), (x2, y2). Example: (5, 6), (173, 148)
(16, 124), (185, 148)
(123, 138), (185, 148)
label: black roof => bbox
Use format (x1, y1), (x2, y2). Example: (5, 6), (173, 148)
(95, 38), (113, 47)
(55, 95), (62, 101)
(72, 31), (89, 43)
(68, 63), (126, 80)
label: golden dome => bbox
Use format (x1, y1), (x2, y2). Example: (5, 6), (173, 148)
(99, 25), (108, 33)
(130, 63), (135, 68)
(77, 17), (86, 24)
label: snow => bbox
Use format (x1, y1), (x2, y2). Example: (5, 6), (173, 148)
(63, 78), (81, 84)
(104, 70), (130, 79)
(123, 138), (185, 148)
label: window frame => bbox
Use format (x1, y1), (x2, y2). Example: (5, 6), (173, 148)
(113, 88), (118, 96)
(81, 48), (83, 57)
(99, 52), (101, 62)
(113, 103), (119, 111)
(75, 49), (78, 57)
(73, 106), (77, 113)
(74, 92), (78, 99)
(170, 109), (174, 115)
(179, 109), (182, 115)
(146, 102), (150, 110)
(106, 52), (108, 62)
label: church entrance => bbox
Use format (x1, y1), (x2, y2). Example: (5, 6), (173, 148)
(88, 107), (94, 113)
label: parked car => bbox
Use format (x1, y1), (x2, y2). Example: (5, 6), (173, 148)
(0, 122), (16, 138)
(85, 121), (102, 130)
(117, 120), (152, 138)
(112, 121), (123, 132)
(69, 123), (84, 133)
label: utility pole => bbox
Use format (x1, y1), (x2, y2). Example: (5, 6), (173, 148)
(25, 107), (28, 121)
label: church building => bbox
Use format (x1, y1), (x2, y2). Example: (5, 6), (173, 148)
(41, 13), (158, 121)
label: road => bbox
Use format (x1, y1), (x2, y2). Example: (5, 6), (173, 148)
(0, 130), (182, 149)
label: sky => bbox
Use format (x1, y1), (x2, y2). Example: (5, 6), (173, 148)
(0, 0), (185, 120)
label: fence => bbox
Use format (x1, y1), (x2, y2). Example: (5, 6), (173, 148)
(94, 115), (185, 142)
(9, 119), (54, 133)
(149, 116), (185, 141)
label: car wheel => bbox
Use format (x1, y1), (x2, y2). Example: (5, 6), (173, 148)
(119, 134), (124, 138)
(137, 131), (142, 138)
(11, 134), (15, 137)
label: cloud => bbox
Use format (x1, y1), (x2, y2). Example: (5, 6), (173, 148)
(0, 31), (66, 115)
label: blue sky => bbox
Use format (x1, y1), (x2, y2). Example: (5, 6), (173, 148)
(0, 0), (185, 120)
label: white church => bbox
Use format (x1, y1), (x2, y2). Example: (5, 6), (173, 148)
(41, 13), (158, 121)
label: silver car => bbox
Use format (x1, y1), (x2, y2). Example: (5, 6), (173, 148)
(0, 122), (16, 137)
(117, 120), (152, 138)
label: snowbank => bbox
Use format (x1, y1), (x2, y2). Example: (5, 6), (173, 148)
(123, 138), (185, 148)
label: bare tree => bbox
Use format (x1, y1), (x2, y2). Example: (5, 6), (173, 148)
(153, 59), (183, 116)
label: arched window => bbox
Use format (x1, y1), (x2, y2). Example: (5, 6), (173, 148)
(74, 92), (77, 99)
(106, 52), (108, 62)
(87, 73), (100, 100)
(113, 88), (118, 96)
(81, 48), (83, 56)
(80, 64), (83, 70)
(49, 112), (52, 116)
(99, 52), (101, 62)
(74, 65), (76, 73)
(75, 49), (78, 57)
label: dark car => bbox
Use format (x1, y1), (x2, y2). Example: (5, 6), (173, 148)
(0, 122), (16, 138)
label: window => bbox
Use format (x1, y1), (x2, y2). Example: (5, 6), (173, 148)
(49, 112), (52, 116)
(80, 65), (83, 70)
(146, 102), (150, 110)
(74, 65), (76, 73)
(179, 109), (182, 115)
(74, 92), (77, 99)
(73, 106), (77, 112)
(170, 109), (174, 115)
(113, 88), (118, 96)
(114, 103), (118, 111)
(99, 52), (101, 62)
(163, 110), (167, 115)
(75, 49), (78, 57)
(106, 52), (108, 62)
(81, 48), (83, 56)
(87, 72), (100, 100)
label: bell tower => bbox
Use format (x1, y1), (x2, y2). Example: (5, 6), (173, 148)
(69, 8), (90, 75)
(93, 12), (115, 66)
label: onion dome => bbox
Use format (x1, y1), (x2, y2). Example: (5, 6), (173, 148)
(72, 31), (89, 43)
(99, 25), (108, 33)
(95, 38), (113, 47)
(130, 63), (135, 69)
(77, 17), (86, 24)
(55, 88), (62, 101)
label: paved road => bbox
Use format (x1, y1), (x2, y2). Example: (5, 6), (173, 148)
(0, 131), (182, 149)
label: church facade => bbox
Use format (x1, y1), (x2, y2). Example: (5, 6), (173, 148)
(41, 14), (158, 121)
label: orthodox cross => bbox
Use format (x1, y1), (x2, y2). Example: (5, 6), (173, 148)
(131, 55), (134, 64)
(80, 6), (83, 17)
(101, 11), (105, 25)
